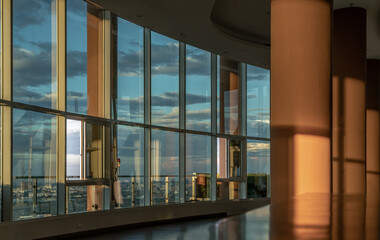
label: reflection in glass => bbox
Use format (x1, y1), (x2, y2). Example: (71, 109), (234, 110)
(12, 109), (57, 220)
(247, 65), (270, 138)
(151, 129), (179, 205)
(247, 140), (270, 198)
(217, 138), (242, 200)
(217, 56), (241, 135)
(67, 1), (104, 117)
(186, 46), (211, 132)
(229, 140), (241, 178)
(151, 32), (179, 128)
(114, 125), (144, 208)
(66, 119), (108, 214)
(13, 0), (57, 108)
(67, 185), (109, 214)
(112, 17), (144, 123)
(66, 120), (104, 180)
(186, 134), (211, 201)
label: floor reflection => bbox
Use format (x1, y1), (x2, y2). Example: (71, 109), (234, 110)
(73, 194), (379, 240)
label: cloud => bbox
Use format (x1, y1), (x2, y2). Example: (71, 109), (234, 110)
(67, 91), (87, 114)
(13, 88), (57, 108)
(66, 130), (80, 155)
(117, 50), (143, 77)
(186, 108), (211, 121)
(13, 44), (87, 89)
(13, 0), (51, 29)
(13, 46), (55, 87)
(117, 43), (211, 78)
(151, 42), (179, 76)
(151, 108), (179, 128)
(247, 141), (270, 174)
(186, 93), (211, 105)
(67, 51), (87, 78)
(186, 48), (211, 76)
(247, 65), (270, 81)
(151, 92), (178, 107)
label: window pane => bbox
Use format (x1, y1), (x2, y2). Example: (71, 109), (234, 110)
(66, 119), (81, 180)
(217, 56), (241, 135)
(67, 185), (109, 214)
(13, 0), (57, 109)
(113, 17), (144, 123)
(186, 134), (211, 201)
(66, 120), (104, 180)
(247, 140), (270, 198)
(67, 1), (104, 117)
(151, 32), (179, 128)
(13, 109), (57, 220)
(247, 65), (270, 138)
(114, 125), (144, 208)
(151, 129), (179, 205)
(186, 46), (211, 132)
(66, 119), (109, 214)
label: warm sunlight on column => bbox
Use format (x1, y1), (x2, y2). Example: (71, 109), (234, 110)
(294, 134), (330, 195)
(366, 109), (380, 196)
(345, 77), (366, 194)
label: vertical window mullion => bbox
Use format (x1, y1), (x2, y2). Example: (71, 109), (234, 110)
(103, 10), (111, 120)
(179, 43), (185, 203)
(1, 106), (11, 221)
(143, 28), (151, 206)
(239, 63), (247, 199)
(1, 0), (12, 222)
(144, 28), (151, 125)
(211, 53), (217, 201)
(56, 0), (66, 216)
(240, 63), (247, 137)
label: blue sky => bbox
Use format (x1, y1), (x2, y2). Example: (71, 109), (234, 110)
(11, 0), (270, 179)
(13, 0), (57, 108)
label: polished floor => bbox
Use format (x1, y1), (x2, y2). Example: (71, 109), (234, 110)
(73, 194), (380, 240)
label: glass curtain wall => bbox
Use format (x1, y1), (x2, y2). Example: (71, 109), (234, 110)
(247, 65), (270, 138)
(0, 0), (271, 222)
(186, 46), (211, 132)
(217, 56), (241, 135)
(151, 32), (179, 128)
(151, 129), (179, 205)
(112, 16), (144, 123)
(67, 0), (104, 117)
(66, 119), (109, 214)
(12, 109), (57, 220)
(247, 140), (270, 198)
(186, 133), (211, 201)
(246, 65), (270, 198)
(114, 125), (144, 208)
(12, 0), (57, 109)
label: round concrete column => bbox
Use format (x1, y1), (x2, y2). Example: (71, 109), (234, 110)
(271, 0), (332, 203)
(332, 7), (366, 194)
(366, 59), (380, 196)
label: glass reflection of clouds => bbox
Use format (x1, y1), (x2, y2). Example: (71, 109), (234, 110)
(247, 65), (270, 138)
(151, 32), (179, 128)
(114, 17), (144, 123)
(13, 0), (57, 109)
(12, 109), (57, 220)
(186, 46), (211, 132)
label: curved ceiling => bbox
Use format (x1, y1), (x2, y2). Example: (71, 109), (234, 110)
(90, 0), (271, 69)
(91, 0), (380, 68)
